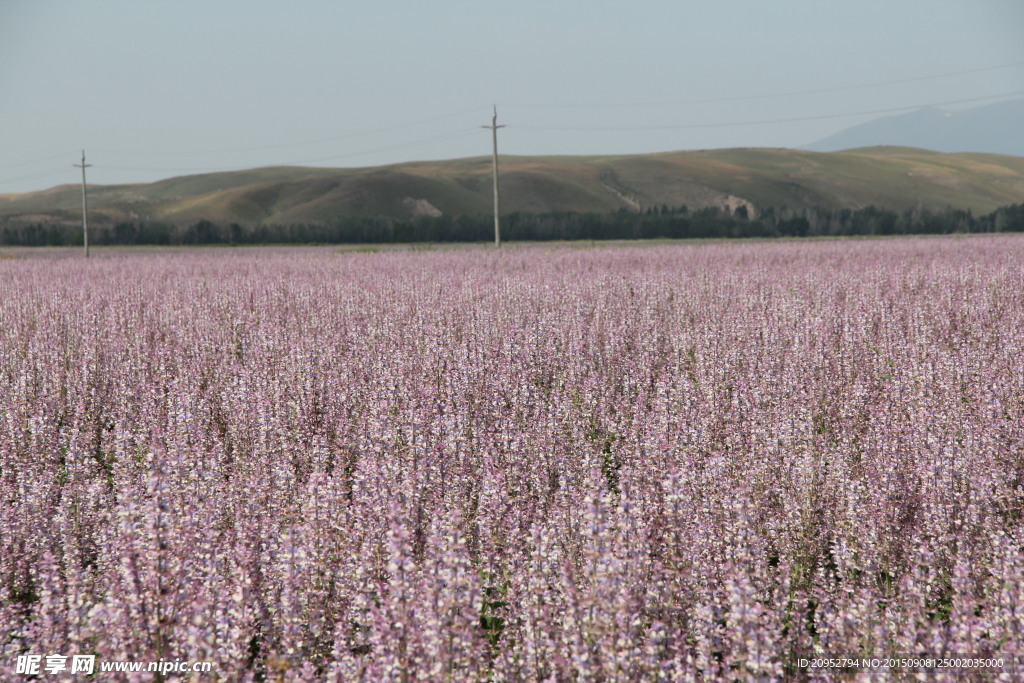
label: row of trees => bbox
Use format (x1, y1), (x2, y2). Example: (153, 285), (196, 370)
(2, 203), (1023, 246)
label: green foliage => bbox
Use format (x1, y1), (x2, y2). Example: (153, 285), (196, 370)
(2, 201), (1023, 246)
(479, 576), (509, 650)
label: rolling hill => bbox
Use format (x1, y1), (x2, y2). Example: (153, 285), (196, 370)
(3, 146), (1024, 229)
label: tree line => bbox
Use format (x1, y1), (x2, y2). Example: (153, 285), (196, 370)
(2, 202), (1023, 246)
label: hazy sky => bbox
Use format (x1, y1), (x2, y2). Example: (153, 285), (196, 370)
(2, 0), (1022, 193)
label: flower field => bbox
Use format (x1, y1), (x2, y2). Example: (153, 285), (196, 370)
(1, 237), (1022, 680)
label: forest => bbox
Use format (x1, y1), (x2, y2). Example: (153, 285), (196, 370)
(2, 202), (1023, 247)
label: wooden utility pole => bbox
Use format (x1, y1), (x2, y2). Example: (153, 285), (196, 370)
(72, 150), (92, 257)
(482, 106), (505, 247)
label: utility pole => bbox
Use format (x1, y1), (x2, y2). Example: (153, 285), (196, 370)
(481, 106), (505, 247)
(72, 150), (92, 258)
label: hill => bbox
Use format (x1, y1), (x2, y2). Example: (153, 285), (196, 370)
(3, 146), (1024, 230)
(805, 100), (1024, 156)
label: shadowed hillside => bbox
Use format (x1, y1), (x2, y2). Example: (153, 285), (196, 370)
(3, 147), (1024, 229)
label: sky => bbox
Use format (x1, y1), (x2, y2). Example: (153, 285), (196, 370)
(2, 0), (1023, 193)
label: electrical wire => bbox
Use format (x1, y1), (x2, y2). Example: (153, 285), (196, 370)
(499, 59), (1024, 109)
(1, 125), (486, 188)
(513, 90), (1024, 132)
(3, 63), (1023, 191)
(98, 128), (484, 174)
(92, 105), (490, 156)
(0, 167), (75, 187)
(0, 151), (80, 171)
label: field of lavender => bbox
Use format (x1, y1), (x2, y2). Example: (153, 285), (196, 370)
(1, 237), (1022, 680)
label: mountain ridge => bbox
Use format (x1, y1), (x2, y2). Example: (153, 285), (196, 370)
(805, 99), (1024, 156)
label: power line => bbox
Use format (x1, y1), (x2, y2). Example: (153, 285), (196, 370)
(1, 127), (485, 190)
(514, 90), (1024, 132)
(0, 151), (80, 171)
(500, 59), (1024, 109)
(92, 105), (490, 156)
(280, 128), (482, 165)
(97, 128), (483, 174)
(93, 88), (1017, 176)
(4, 77), (1023, 192)
(0, 167), (75, 187)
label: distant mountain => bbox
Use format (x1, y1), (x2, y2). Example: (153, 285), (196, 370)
(3, 147), (1024, 229)
(805, 100), (1024, 156)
